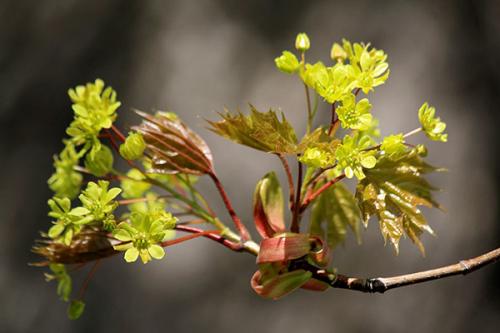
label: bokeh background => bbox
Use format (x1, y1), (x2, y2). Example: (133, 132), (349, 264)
(1, 0), (499, 332)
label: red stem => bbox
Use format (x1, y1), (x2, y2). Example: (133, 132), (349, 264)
(290, 160), (303, 233)
(111, 125), (127, 142)
(209, 172), (251, 241)
(300, 174), (346, 212)
(328, 103), (338, 136)
(277, 154), (295, 210)
(174, 225), (244, 251)
(77, 259), (101, 300)
(161, 230), (220, 247)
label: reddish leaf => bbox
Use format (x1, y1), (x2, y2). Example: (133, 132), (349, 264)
(253, 172), (285, 238)
(251, 269), (312, 300)
(257, 233), (311, 264)
(133, 111), (213, 175)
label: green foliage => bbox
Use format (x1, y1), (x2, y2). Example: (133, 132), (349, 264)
(208, 105), (298, 154)
(418, 102), (448, 142)
(335, 134), (377, 180)
(35, 33), (451, 316)
(310, 182), (362, 249)
(113, 211), (177, 264)
(356, 148), (440, 254)
(119, 132), (146, 160)
(66, 79), (120, 145)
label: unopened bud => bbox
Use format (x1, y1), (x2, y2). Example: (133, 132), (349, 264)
(295, 33), (310, 52)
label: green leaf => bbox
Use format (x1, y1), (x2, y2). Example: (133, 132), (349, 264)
(133, 111), (214, 175)
(207, 105), (298, 154)
(310, 182), (362, 249)
(355, 149), (440, 255)
(253, 172), (285, 238)
(68, 300), (85, 320)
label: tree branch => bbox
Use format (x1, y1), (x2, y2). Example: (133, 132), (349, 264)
(309, 247), (500, 293)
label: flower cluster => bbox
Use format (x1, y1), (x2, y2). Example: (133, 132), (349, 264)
(47, 181), (121, 244)
(113, 210), (177, 264)
(418, 102), (448, 142)
(66, 79), (121, 144)
(335, 134), (377, 180)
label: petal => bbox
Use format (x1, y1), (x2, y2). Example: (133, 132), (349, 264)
(148, 244), (165, 260)
(124, 248), (139, 263)
(48, 224), (64, 238)
(113, 229), (132, 242)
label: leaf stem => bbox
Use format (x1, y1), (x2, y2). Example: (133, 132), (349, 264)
(327, 103), (339, 136)
(208, 172), (251, 241)
(304, 84), (313, 134)
(290, 160), (303, 233)
(300, 174), (346, 213)
(277, 154), (295, 211)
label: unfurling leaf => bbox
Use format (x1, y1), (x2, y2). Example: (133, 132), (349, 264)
(355, 148), (441, 255)
(310, 182), (362, 250)
(257, 233), (311, 264)
(133, 111), (213, 175)
(253, 172), (286, 238)
(207, 105), (298, 154)
(251, 269), (312, 300)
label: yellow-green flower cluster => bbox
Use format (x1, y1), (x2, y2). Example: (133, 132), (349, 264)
(48, 141), (83, 199)
(113, 211), (177, 264)
(66, 79), (121, 144)
(335, 134), (377, 180)
(418, 103), (447, 142)
(47, 181), (122, 244)
(336, 93), (373, 130)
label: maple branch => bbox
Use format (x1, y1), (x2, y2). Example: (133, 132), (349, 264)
(309, 247), (500, 293)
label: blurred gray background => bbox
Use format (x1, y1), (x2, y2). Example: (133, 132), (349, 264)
(1, 0), (499, 332)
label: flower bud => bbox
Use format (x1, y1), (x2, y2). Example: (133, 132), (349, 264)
(120, 132), (146, 160)
(295, 33), (310, 52)
(85, 145), (114, 177)
(330, 43), (347, 62)
(274, 51), (300, 74)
